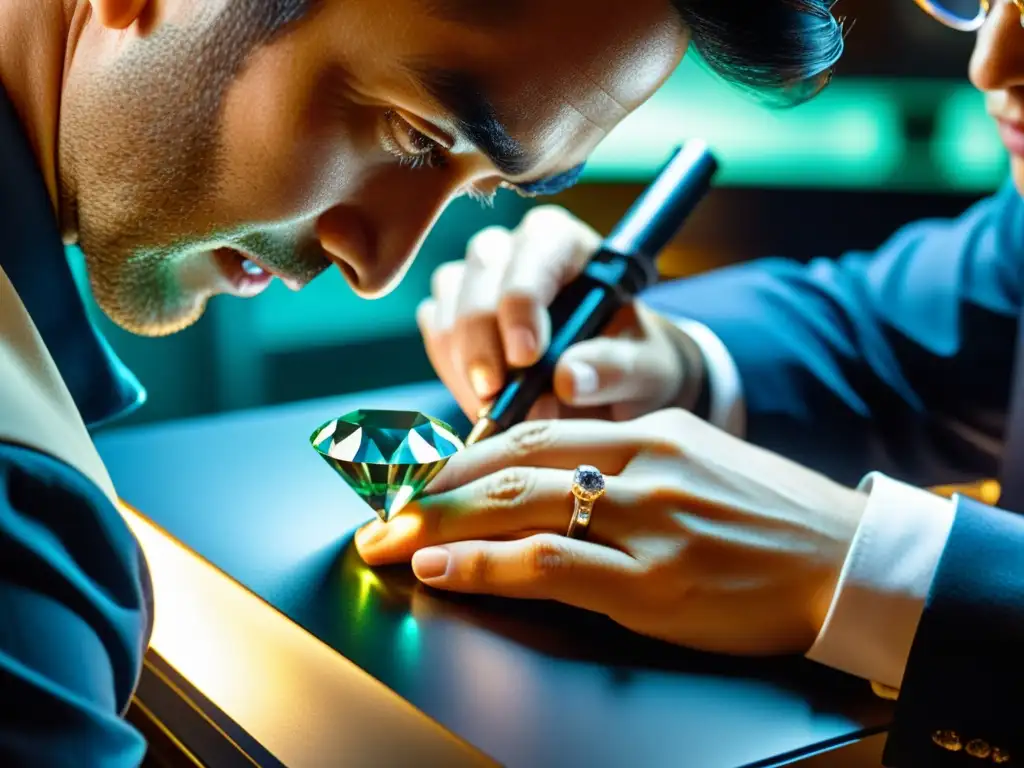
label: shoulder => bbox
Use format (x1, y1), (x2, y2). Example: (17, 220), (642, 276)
(0, 440), (153, 707)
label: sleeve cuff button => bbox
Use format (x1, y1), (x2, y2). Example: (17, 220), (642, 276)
(967, 740), (992, 759)
(932, 730), (962, 751)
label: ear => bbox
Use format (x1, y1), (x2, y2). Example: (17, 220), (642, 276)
(89, 0), (149, 29)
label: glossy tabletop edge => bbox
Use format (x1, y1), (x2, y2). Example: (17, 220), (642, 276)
(118, 500), (498, 768)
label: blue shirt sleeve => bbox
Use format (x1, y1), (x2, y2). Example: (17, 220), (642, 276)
(643, 182), (1024, 488)
(0, 441), (151, 766)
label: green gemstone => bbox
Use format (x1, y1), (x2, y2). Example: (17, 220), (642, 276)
(310, 409), (464, 522)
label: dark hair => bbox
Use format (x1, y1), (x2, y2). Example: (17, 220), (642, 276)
(671, 1), (847, 106)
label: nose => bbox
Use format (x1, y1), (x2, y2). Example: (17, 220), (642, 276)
(317, 169), (464, 298)
(970, 2), (1024, 92)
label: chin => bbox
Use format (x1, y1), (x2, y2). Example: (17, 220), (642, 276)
(98, 294), (209, 338)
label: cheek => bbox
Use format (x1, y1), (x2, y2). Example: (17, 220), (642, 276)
(214, 49), (374, 223)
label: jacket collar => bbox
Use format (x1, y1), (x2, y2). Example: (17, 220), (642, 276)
(0, 82), (145, 429)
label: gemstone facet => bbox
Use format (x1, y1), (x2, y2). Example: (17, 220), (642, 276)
(572, 465), (606, 502)
(310, 409), (463, 523)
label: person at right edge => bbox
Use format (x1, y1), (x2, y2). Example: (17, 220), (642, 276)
(405, 1), (1024, 764)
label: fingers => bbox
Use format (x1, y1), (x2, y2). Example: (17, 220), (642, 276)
(452, 227), (514, 401)
(356, 467), (640, 564)
(431, 260), (465, 331)
(419, 208), (602, 422)
(552, 336), (677, 410)
(417, 264), (477, 421)
(429, 418), (650, 495)
(498, 206), (601, 367)
(409, 534), (641, 614)
(551, 303), (685, 415)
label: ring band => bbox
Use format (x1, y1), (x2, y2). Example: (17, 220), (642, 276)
(567, 465), (606, 540)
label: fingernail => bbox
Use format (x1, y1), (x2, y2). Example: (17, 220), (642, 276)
(568, 361), (599, 397)
(469, 364), (499, 399)
(355, 521), (388, 551)
(412, 547), (450, 580)
(507, 328), (537, 365)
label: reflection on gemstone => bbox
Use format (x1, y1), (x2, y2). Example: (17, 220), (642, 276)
(310, 409), (464, 522)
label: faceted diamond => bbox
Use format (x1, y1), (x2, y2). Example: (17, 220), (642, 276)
(572, 465), (605, 501)
(310, 409), (464, 522)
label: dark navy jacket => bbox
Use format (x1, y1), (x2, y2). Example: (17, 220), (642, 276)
(645, 181), (1024, 765)
(0, 85), (151, 766)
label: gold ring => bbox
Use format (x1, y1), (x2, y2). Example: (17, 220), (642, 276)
(567, 465), (606, 540)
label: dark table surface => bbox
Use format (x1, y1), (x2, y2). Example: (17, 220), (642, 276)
(95, 382), (892, 768)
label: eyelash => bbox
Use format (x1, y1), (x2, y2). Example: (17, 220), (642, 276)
(382, 109), (447, 170)
(381, 108), (500, 208)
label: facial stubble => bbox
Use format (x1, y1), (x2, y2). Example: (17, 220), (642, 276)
(60, 1), (317, 336)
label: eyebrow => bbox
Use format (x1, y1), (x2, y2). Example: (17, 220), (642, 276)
(422, 0), (517, 27)
(410, 65), (586, 196)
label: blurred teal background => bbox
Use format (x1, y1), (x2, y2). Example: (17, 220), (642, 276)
(82, 5), (1008, 428)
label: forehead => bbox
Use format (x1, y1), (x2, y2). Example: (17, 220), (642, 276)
(328, 0), (686, 169)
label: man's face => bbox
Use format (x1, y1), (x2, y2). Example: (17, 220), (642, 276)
(59, 0), (685, 336)
(971, 1), (1024, 192)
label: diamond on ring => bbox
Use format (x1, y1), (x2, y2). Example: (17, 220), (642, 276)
(567, 465), (605, 540)
(572, 465), (606, 502)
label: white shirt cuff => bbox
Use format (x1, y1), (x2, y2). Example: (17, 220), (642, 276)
(806, 472), (956, 690)
(673, 319), (746, 437)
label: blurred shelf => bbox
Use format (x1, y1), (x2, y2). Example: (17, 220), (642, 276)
(584, 60), (1008, 193)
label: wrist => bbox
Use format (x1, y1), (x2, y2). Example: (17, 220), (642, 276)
(654, 312), (709, 417)
(806, 475), (955, 689)
(809, 486), (869, 640)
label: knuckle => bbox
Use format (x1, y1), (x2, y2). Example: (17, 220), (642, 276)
(524, 534), (572, 579)
(659, 406), (690, 424)
(506, 420), (558, 459)
(460, 548), (493, 585)
(431, 260), (464, 296)
(638, 407), (690, 434)
(418, 505), (447, 541)
(483, 468), (535, 508)
(466, 226), (511, 267)
(633, 562), (689, 613)
(520, 204), (571, 232)
(415, 298), (435, 326)
(519, 206), (600, 251)
(453, 308), (494, 334)
(645, 436), (683, 461)
(498, 288), (541, 317)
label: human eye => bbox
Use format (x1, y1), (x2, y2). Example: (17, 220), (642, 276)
(381, 109), (447, 169)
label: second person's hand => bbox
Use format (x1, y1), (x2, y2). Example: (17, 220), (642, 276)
(418, 205), (703, 424)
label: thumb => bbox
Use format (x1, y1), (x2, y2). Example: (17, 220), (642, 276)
(553, 336), (683, 410)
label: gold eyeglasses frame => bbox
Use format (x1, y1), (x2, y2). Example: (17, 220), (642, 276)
(913, 0), (1024, 30)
